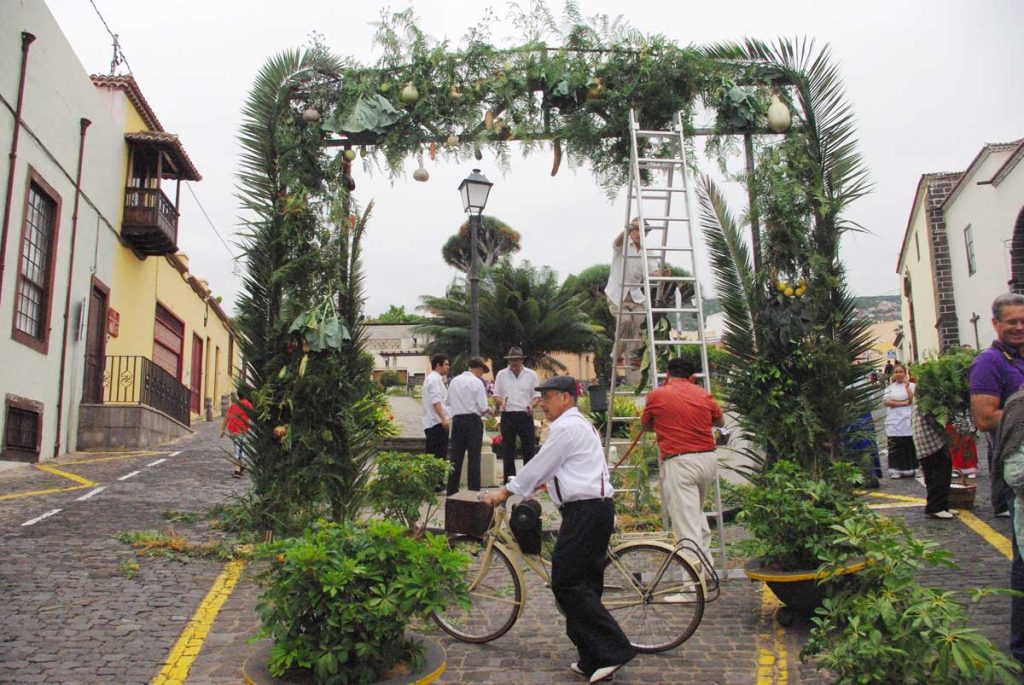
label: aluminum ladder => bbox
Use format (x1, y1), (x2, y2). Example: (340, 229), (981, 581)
(604, 109), (728, 575)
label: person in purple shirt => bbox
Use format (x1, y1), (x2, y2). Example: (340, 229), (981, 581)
(969, 292), (1024, 665)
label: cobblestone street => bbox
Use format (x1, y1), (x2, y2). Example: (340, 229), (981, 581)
(0, 407), (1017, 684)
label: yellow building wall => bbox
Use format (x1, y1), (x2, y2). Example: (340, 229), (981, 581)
(103, 90), (239, 422)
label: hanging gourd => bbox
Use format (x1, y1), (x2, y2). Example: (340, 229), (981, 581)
(767, 93), (792, 133)
(400, 82), (420, 107)
(301, 107), (320, 122)
(413, 151), (429, 182)
(446, 134), (459, 146)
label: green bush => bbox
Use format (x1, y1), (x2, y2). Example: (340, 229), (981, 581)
(367, 451), (449, 532)
(378, 370), (403, 389)
(737, 460), (867, 570)
(257, 519), (468, 684)
(803, 515), (1021, 684)
(911, 349), (977, 428)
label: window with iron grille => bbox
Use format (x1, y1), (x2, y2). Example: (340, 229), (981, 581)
(964, 224), (977, 276)
(4, 406), (40, 455)
(14, 180), (58, 346)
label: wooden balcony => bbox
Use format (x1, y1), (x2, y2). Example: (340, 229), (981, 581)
(122, 187), (179, 255)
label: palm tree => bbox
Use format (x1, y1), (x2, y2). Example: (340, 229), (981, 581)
(440, 216), (522, 272)
(417, 260), (597, 373)
(699, 38), (875, 475)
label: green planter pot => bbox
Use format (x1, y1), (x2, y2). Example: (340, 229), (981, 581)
(242, 632), (446, 685)
(743, 557), (866, 626)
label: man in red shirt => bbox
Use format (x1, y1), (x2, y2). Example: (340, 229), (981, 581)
(221, 393), (254, 478)
(641, 357), (724, 565)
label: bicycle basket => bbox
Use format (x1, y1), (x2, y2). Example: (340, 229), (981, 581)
(445, 496), (493, 537)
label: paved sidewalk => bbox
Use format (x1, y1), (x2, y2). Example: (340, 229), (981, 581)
(0, 417), (1017, 684)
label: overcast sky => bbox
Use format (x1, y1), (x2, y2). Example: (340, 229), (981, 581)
(44, 0), (1024, 317)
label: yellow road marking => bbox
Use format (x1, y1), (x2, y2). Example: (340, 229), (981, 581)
(66, 450), (164, 465)
(151, 560), (246, 685)
(756, 584), (787, 684)
(0, 465), (96, 501)
(864, 491), (927, 504)
(958, 509), (1014, 560)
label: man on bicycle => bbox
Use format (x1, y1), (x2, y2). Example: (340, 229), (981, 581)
(482, 376), (635, 683)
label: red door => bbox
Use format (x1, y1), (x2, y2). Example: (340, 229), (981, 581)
(82, 283), (108, 403)
(190, 334), (203, 414)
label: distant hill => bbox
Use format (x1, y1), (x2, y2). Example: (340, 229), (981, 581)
(701, 295), (899, 321)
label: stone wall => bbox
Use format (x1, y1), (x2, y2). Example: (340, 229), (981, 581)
(77, 404), (192, 450)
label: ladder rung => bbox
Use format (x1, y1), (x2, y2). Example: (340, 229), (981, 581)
(636, 186), (688, 193)
(611, 416), (640, 422)
(636, 129), (680, 137)
(643, 246), (694, 253)
(652, 339), (704, 346)
(650, 307), (700, 314)
(638, 216), (689, 222)
(638, 157), (685, 164)
(648, 275), (696, 282)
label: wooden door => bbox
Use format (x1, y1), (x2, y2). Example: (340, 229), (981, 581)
(190, 334), (203, 414)
(82, 283), (108, 403)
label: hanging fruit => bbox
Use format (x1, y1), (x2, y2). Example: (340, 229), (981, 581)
(429, 142), (437, 161)
(551, 138), (562, 177)
(359, 145), (367, 158)
(473, 145), (483, 161)
(484, 111), (495, 130)
(343, 149), (356, 162)
(301, 107), (321, 122)
(400, 82), (420, 106)
(413, 163), (430, 182)
(449, 85), (463, 100)
(585, 77), (605, 100)
(768, 93), (792, 133)
(446, 134), (459, 146)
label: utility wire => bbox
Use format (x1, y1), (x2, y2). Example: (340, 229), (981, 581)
(185, 183), (238, 262)
(87, 0), (133, 75)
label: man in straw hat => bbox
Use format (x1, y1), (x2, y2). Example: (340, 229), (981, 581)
(492, 346), (540, 483)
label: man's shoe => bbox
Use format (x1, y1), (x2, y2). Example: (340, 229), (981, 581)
(590, 663), (626, 683)
(944, 509), (959, 516)
(889, 472), (902, 479)
(570, 663), (587, 677)
(926, 510), (955, 519)
(996, 510), (1012, 518)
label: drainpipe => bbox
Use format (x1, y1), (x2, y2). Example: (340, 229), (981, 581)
(54, 117), (91, 457)
(0, 32), (36, 303)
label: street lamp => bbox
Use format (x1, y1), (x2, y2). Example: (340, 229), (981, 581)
(457, 168), (493, 357)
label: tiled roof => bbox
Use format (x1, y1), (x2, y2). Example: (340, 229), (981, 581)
(986, 138), (1024, 186)
(125, 131), (201, 181)
(90, 74), (164, 132)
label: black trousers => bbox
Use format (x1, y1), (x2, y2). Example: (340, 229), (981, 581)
(499, 411), (536, 483)
(552, 498), (636, 674)
(424, 423), (449, 489)
(446, 414), (483, 495)
(920, 447), (952, 514)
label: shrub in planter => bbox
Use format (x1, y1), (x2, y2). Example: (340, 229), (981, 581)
(803, 514), (1021, 684)
(256, 520), (468, 684)
(366, 451), (449, 533)
(738, 460), (867, 570)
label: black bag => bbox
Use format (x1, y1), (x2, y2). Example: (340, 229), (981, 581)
(509, 498), (543, 554)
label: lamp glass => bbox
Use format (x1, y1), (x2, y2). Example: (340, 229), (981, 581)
(458, 168), (492, 213)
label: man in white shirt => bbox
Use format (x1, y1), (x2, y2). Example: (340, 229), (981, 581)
(445, 357), (491, 496)
(483, 376), (635, 683)
(604, 218), (660, 367)
(492, 346), (540, 483)
(421, 353), (451, 489)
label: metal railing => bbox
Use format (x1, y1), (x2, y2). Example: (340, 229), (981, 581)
(90, 355), (191, 427)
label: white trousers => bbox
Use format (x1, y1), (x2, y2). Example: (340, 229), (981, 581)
(658, 451), (718, 565)
(607, 297), (645, 362)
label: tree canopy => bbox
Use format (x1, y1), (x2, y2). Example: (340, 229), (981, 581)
(441, 215), (522, 272)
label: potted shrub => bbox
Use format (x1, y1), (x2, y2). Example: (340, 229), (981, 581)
(913, 349), (981, 485)
(803, 514), (1021, 683)
(739, 460), (871, 624)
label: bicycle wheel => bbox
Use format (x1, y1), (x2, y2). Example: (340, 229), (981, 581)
(603, 543), (705, 652)
(432, 535), (523, 643)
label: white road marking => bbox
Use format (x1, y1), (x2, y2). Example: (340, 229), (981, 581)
(147, 458), (167, 467)
(168, 451), (182, 457)
(118, 471), (141, 481)
(22, 509), (62, 526)
(75, 487), (107, 501)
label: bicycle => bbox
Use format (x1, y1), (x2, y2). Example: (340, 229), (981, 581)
(431, 498), (720, 652)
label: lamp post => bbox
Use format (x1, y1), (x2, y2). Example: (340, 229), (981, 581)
(458, 168), (493, 357)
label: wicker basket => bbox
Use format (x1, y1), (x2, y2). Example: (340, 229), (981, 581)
(948, 469), (976, 510)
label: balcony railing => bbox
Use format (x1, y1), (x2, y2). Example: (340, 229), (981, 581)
(90, 355), (191, 427)
(122, 187), (179, 255)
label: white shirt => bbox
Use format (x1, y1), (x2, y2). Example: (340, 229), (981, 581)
(493, 366), (540, 412)
(884, 382), (915, 437)
(421, 370), (449, 430)
(604, 238), (660, 305)
(447, 371), (488, 417)
(506, 407), (614, 507)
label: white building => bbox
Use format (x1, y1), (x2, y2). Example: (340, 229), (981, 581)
(364, 324), (432, 383)
(0, 0), (124, 461)
(896, 139), (1024, 361)
(943, 140), (1024, 348)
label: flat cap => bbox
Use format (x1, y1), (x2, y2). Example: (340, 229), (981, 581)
(535, 375), (578, 397)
